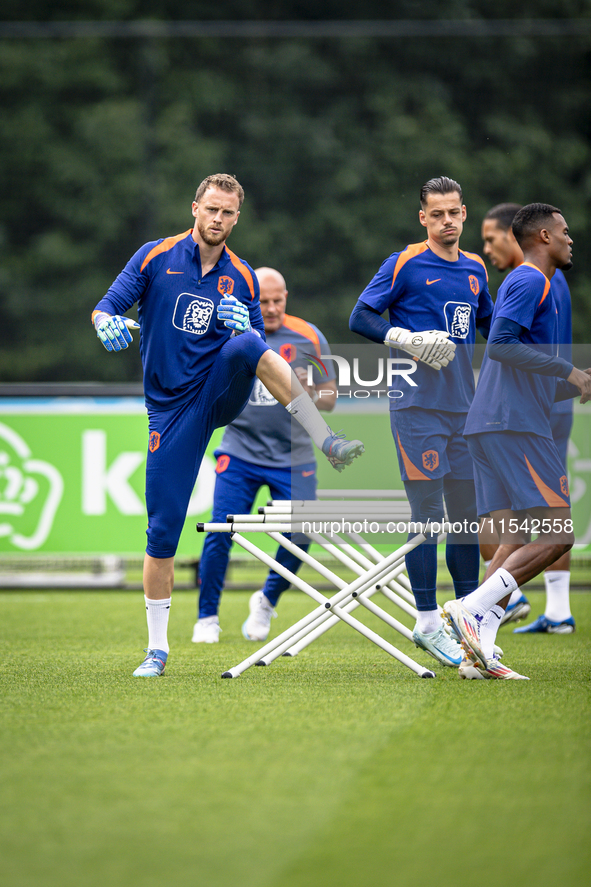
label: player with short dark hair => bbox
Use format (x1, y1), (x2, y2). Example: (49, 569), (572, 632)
(420, 175), (463, 208)
(444, 204), (591, 679)
(349, 176), (494, 670)
(193, 267), (337, 644)
(92, 174), (363, 676)
(481, 201), (575, 633)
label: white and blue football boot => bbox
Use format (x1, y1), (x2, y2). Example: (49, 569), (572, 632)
(321, 431), (364, 472)
(412, 624), (463, 667)
(499, 593), (531, 626)
(513, 615), (575, 635)
(132, 649), (168, 677)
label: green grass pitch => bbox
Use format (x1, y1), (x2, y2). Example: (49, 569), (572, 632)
(1, 587), (589, 887)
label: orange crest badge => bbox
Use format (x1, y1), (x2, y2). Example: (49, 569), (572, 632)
(216, 455), (230, 474)
(217, 276), (235, 296)
(280, 343), (296, 363)
(560, 475), (569, 496)
(422, 450), (439, 471)
(149, 431), (160, 453)
(469, 275), (480, 296)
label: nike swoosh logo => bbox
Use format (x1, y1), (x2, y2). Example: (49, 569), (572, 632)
(501, 576), (509, 588)
(166, 269), (184, 274)
(302, 470), (315, 477)
(426, 279), (441, 285)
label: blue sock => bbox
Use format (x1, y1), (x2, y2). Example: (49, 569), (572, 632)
(443, 478), (480, 598)
(262, 539), (310, 608)
(405, 539), (438, 612)
(446, 543), (480, 598)
(404, 479), (444, 612)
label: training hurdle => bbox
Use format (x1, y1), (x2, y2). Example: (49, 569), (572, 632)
(197, 493), (451, 680)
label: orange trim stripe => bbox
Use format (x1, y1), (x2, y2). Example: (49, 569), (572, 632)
(524, 454), (569, 507)
(391, 242), (429, 289)
(460, 249), (489, 282)
(139, 230), (192, 273)
(282, 314), (321, 358)
(396, 432), (430, 480)
(521, 262), (551, 306)
(226, 248), (256, 300)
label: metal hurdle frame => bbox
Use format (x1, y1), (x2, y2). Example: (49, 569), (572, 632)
(268, 491), (446, 658)
(197, 494), (452, 680)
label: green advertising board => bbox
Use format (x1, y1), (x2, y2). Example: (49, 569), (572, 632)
(0, 398), (589, 558)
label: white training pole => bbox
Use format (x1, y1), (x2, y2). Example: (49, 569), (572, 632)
(283, 559), (413, 658)
(313, 531), (418, 619)
(255, 532), (414, 662)
(227, 530), (434, 678)
(220, 536), (431, 678)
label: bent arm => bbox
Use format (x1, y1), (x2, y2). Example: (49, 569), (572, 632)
(476, 312), (492, 340)
(349, 301), (391, 344)
(487, 316), (573, 378)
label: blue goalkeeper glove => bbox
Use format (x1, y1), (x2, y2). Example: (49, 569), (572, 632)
(217, 296), (252, 334)
(94, 313), (140, 352)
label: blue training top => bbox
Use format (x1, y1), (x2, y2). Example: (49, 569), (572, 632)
(465, 263), (573, 439)
(356, 241), (493, 412)
(218, 315), (335, 467)
(94, 230), (265, 411)
(551, 269), (573, 417)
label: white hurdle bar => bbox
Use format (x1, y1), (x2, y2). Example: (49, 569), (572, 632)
(264, 497), (447, 613)
(244, 500), (441, 616)
(199, 526), (434, 678)
(256, 530), (415, 663)
(197, 514), (454, 679)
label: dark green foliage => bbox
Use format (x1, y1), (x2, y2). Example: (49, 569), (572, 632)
(1, 2), (590, 380)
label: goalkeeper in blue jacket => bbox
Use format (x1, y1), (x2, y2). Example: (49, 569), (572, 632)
(349, 176), (493, 671)
(92, 173), (363, 677)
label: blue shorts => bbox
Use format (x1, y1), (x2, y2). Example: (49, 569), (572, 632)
(197, 455), (317, 616)
(145, 333), (269, 558)
(212, 453), (317, 519)
(467, 431), (571, 516)
(390, 408), (473, 482)
(550, 409), (573, 470)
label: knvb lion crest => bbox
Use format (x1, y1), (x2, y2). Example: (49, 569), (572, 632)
(149, 431), (160, 453)
(444, 301), (472, 339)
(469, 275), (480, 295)
(280, 343), (295, 363)
(173, 293), (214, 335)
(216, 455), (230, 474)
(422, 450), (439, 471)
(248, 378), (278, 407)
(217, 276), (235, 296)
(560, 475), (569, 496)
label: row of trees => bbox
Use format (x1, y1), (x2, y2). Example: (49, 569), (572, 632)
(1, 1), (590, 381)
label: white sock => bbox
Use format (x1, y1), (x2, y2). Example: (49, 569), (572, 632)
(286, 392), (332, 450)
(483, 559), (492, 570)
(145, 596), (171, 653)
(544, 571), (572, 622)
(480, 606), (503, 661)
(508, 589), (523, 607)
(416, 609), (442, 635)
(462, 568), (518, 619)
